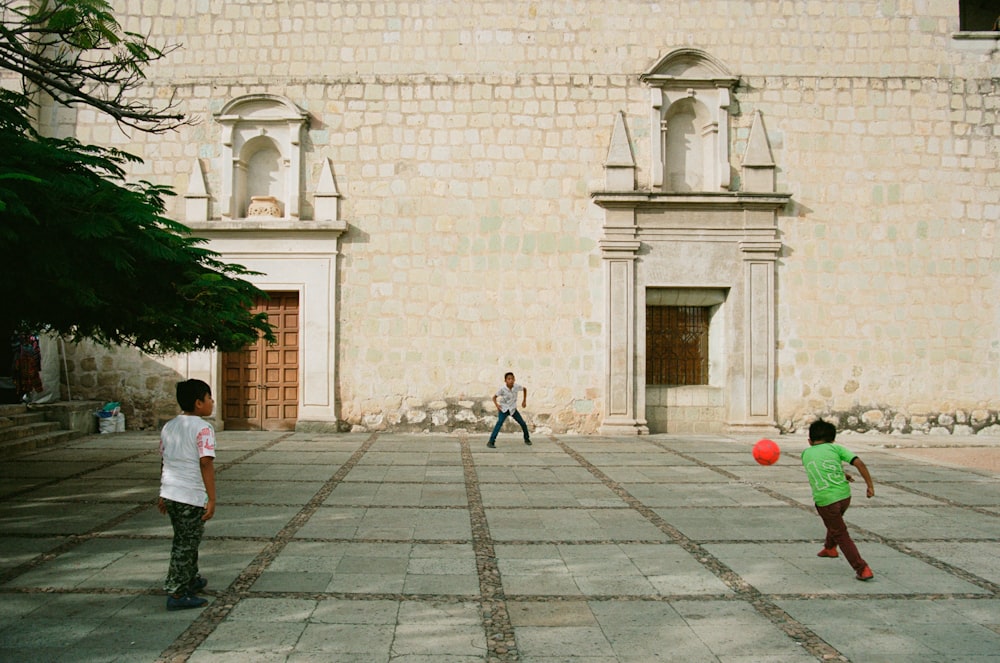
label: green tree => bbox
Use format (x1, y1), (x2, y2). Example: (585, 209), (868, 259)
(0, 0), (274, 353)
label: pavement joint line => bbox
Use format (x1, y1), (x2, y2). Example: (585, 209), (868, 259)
(155, 431), (376, 663)
(0, 447), (157, 501)
(0, 431), (300, 588)
(243, 591), (484, 602)
(883, 478), (1000, 517)
(0, 435), (300, 593)
(771, 591), (997, 601)
(0, 502), (151, 586)
(555, 435), (850, 663)
(214, 432), (298, 472)
(460, 433), (519, 662)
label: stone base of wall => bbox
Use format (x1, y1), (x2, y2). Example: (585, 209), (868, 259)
(782, 407), (1000, 436)
(646, 386), (725, 434)
(327, 398), (600, 436)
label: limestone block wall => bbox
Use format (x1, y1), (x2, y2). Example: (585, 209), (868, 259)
(62, 341), (191, 430)
(764, 75), (1000, 434)
(52, 1), (1000, 434)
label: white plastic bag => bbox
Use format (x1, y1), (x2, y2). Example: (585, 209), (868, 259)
(98, 412), (125, 433)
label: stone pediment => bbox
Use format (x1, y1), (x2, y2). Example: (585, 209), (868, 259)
(216, 94), (308, 123)
(640, 48), (737, 86)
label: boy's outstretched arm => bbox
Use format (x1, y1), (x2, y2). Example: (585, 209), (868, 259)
(200, 456), (216, 521)
(851, 457), (875, 498)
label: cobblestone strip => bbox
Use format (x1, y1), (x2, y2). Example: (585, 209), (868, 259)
(459, 434), (519, 662)
(660, 444), (1000, 595)
(555, 437), (848, 663)
(155, 432), (379, 663)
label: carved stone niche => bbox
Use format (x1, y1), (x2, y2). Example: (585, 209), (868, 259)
(640, 48), (738, 193)
(214, 94), (308, 220)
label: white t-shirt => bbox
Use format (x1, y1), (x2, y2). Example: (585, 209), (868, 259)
(495, 383), (523, 413)
(159, 415), (216, 508)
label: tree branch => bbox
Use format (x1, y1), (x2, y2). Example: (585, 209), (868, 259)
(0, 0), (188, 133)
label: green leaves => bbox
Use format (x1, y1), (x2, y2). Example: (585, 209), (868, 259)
(0, 2), (273, 353)
(0, 88), (274, 353)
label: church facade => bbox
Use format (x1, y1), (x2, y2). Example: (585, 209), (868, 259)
(57, 1), (1000, 436)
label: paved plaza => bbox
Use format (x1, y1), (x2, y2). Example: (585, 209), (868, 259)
(0, 430), (998, 662)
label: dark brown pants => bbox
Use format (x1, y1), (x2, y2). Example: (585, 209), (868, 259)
(815, 496), (867, 572)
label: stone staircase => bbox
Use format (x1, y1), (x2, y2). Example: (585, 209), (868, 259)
(0, 401), (103, 458)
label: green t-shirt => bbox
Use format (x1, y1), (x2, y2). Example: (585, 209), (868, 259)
(801, 442), (857, 507)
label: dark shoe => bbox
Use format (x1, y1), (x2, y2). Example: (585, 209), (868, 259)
(487, 441), (496, 448)
(187, 575), (208, 593)
(524, 439), (532, 445)
(817, 547), (839, 558)
(855, 565), (874, 581)
(166, 593), (208, 611)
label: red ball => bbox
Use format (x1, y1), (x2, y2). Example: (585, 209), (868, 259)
(752, 438), (780, 465)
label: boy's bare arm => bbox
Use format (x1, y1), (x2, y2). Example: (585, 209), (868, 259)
(157, 460), (167, 514)
(851, 457), (875, 498)
(493, 394), (501, 411)
(200, 456), (216, 520)
(522, 386), (527, 407)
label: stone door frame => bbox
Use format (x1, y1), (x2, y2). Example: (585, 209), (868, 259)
(595, 193), (788, 435)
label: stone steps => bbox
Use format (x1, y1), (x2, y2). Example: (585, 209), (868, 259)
(0, 401), (103, 459)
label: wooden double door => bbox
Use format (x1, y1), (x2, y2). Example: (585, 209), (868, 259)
(222, 292), (299, 431)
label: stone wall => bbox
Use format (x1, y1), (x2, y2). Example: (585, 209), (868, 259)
(784, 408), (1000, 437)
(62, 341), (189, 430)
(53, 1), (1000, 434)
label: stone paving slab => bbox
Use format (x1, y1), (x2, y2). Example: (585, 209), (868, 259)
(0, 430), (998, 662)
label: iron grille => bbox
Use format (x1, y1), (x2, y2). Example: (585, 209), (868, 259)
(646, 306), (709, 385)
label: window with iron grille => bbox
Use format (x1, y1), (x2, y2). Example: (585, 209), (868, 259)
(646, 306), (710, 385)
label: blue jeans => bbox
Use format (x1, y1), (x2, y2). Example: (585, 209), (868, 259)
(489, 409), (530, 442)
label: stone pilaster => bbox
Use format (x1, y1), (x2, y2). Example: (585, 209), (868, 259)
(598, 212), (647, 435)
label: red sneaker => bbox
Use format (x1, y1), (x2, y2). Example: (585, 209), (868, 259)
(817, 547), (839, 558)
(856, 565), (874, 581)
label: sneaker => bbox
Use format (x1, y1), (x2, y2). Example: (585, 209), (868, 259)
(524, 439), (532, 446)
(166, 593), (208, 611)
(817, 547), (839, 558)
(855, 565), (874, 581)
(487, 441), (496, 448)
(187, 575), (208, 593)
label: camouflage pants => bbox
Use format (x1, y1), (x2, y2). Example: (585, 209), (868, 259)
(164, 499), (205, 595)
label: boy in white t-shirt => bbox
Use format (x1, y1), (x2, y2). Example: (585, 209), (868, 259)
(487, 371), (531, 448)
(158, 379), (217, 610)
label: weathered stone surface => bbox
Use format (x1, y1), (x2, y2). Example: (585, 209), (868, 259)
(52, 1), (999, 435)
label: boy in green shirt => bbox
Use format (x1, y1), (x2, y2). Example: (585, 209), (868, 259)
(801, 419), (875, 581)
